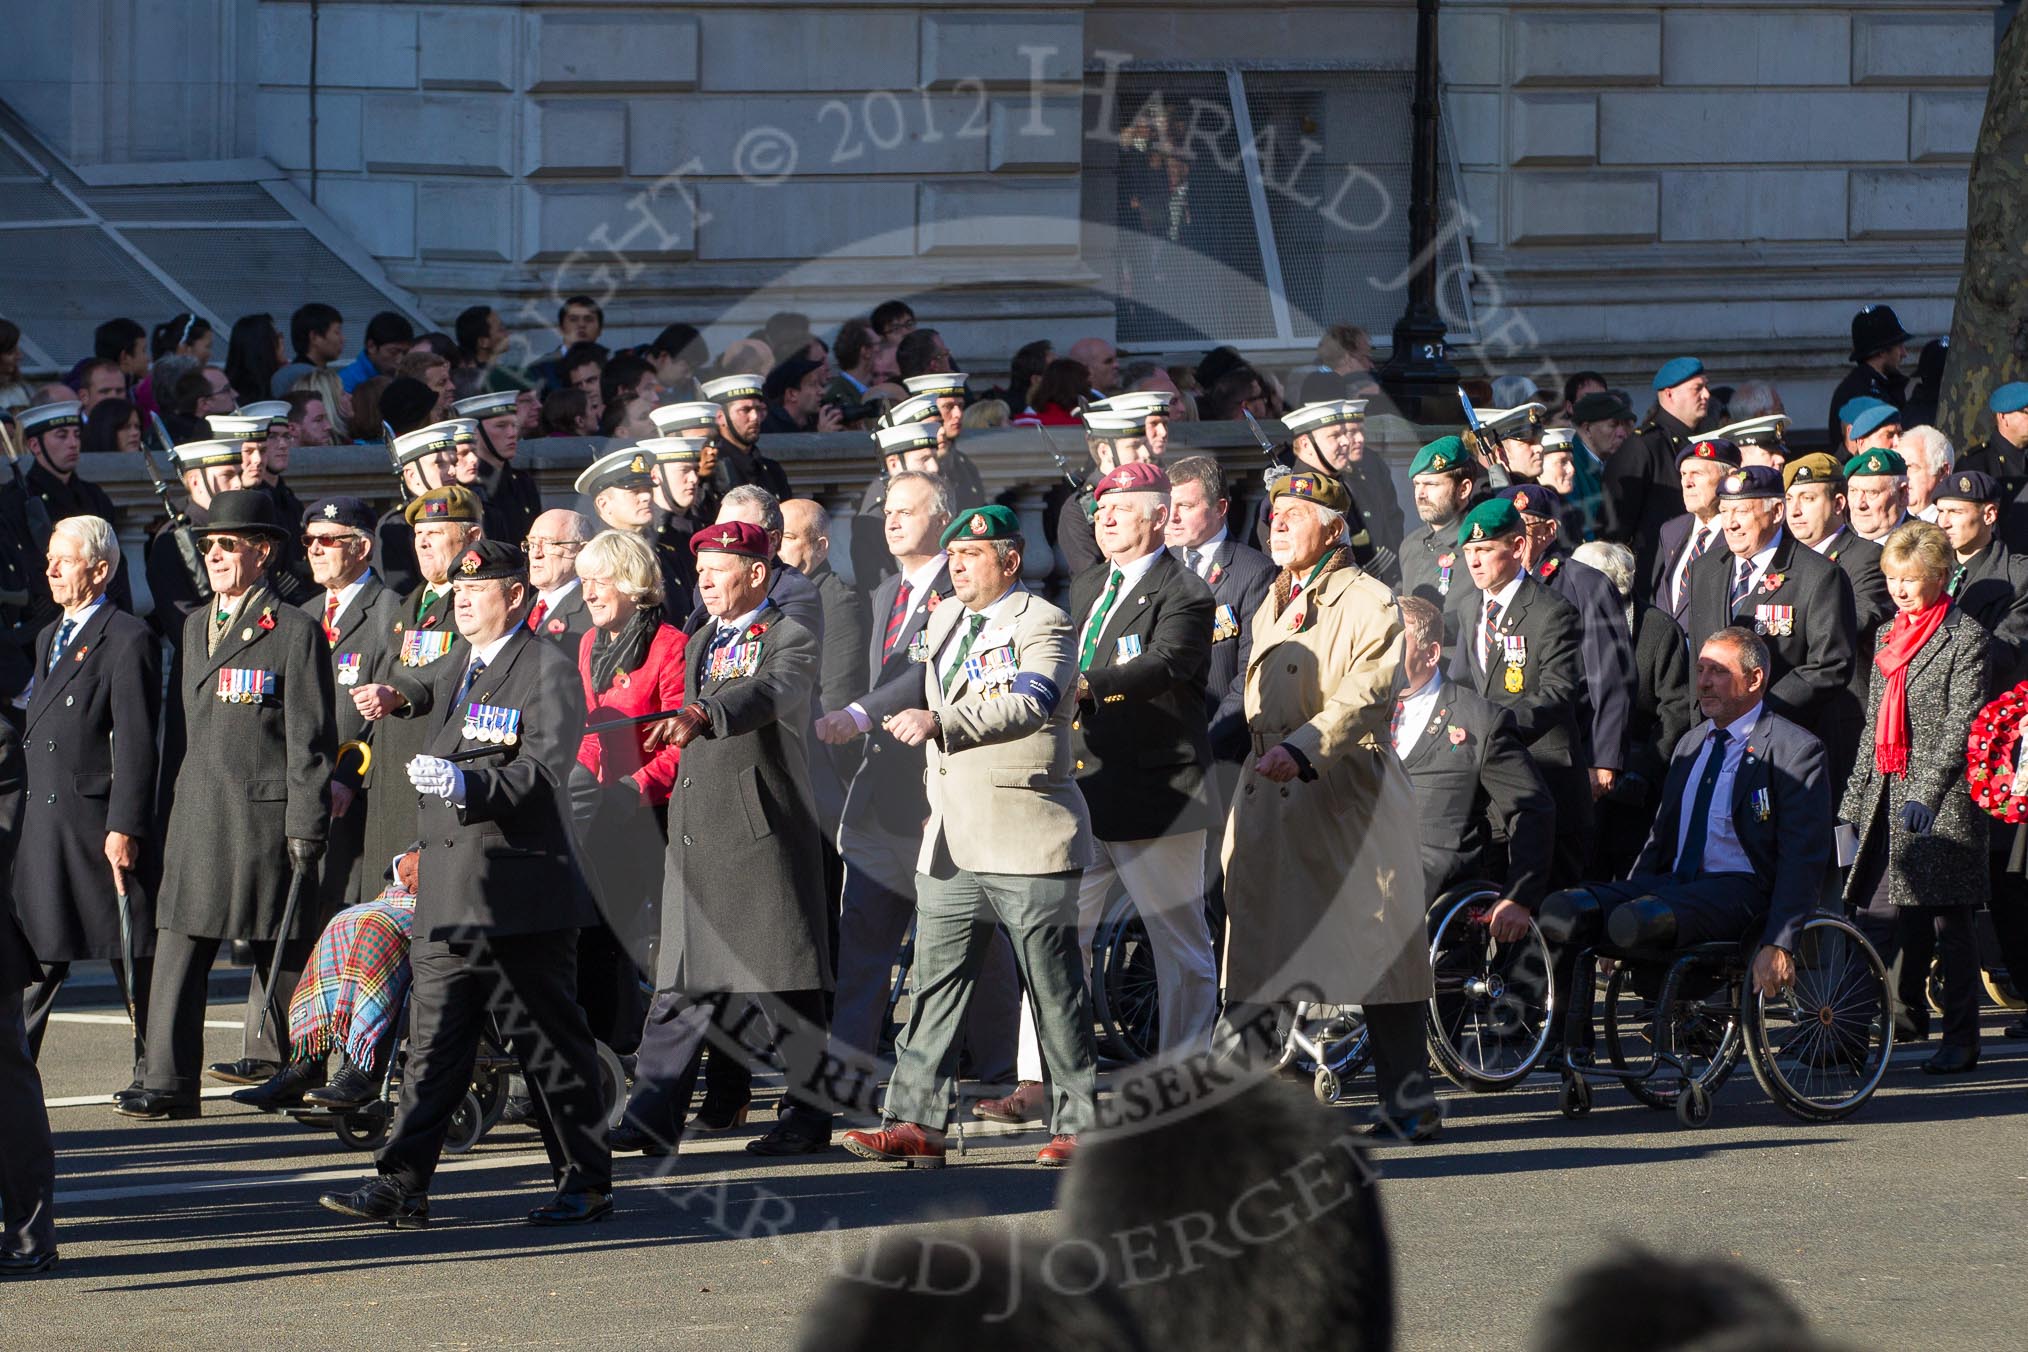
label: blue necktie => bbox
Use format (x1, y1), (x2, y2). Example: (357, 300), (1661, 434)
(1676, 728), (1732, 880)
(47, 618), (74, 674)
(454, 655), (487, 710)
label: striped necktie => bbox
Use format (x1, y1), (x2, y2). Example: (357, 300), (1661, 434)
(1481, 599), (1503, 675)
(1079, 568), (1124, 672)
(1729, 558), (1753, 611)
(942, 614), (987, 699)
(48, 618), (74, 674)
(1679, 524), (1714, 609)
(881, 580), (913, 658)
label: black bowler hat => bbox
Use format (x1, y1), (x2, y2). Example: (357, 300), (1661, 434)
(203, 489), (289, 541)
(1849, 304), (1914, 363)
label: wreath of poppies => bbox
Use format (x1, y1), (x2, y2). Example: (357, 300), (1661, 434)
(1966, 679), (2028, 822)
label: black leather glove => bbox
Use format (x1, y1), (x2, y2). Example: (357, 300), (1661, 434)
(287, 836), (324, 868)
(1897, 801), (1935, 836)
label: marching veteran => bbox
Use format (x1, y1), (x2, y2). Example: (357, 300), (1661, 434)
(837, 505), (1097, 1170)
(122, 490), (335, 1119)
(1221, 471), (1437, 1140)
(321, 539), (612, 1228)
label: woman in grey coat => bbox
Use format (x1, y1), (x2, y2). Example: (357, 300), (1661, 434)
(1840, 521), (1991, 1074)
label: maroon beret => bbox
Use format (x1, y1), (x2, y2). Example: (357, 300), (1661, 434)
(690, 520), (772, 560)
(1093, 460), (1168, 499)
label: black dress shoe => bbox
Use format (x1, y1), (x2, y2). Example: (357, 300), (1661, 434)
(115, 1090), (200, 1121)
(608, 1121), (675, 1157)
(110, 1079), (143, 1105)
(527, 1189), (613, 1226)
(690, 1094), (751, 1131)
(498, 1094), (536, 1127)
(2002, 1016), (2028, 1041)
(206, 1058), (282, 1087)
(318, 1177), (429, 1229)
(231, 1060), (328, 1112)
(301, 1063), (379, 1112)
(0, 1251), (57, 1278)
(1365, 1107), (1442, 1143)
(1921, 1044), (1979, 1075)
(746, 1111), (831, 1156)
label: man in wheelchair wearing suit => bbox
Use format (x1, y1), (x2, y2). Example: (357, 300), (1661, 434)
(1537, 625), (1834, 1005)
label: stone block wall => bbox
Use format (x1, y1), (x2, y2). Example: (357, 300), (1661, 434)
(1447, 1), (1995, 414)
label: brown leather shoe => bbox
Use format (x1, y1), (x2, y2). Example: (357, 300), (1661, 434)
(1036, 1134), (1077, 1167)
(841, 1122), (947, 1168)
(973, 1080), (1045, 1125)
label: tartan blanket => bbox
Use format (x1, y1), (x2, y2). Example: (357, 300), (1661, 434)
(289, 886), (416, 1066)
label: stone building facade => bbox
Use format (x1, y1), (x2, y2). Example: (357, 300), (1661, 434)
(0, 1), (2004, 412)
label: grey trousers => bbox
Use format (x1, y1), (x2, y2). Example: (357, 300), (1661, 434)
(142, 930), (307, 1097)
(831, 830), (1021, 1087)
(25, 957), (150, 1082)
(883, 862), (1096, 1136)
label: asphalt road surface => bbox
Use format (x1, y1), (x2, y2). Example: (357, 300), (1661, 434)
(7, 970), (2026, 1351)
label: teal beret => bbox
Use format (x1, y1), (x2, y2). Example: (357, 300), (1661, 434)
(1409, 435), (1471, 478)
(1848, 404), (1902, 441)
(1653, 357), (1704, 392)
(940, 504), (1022, 548)
(1989, 382), (2028, 416)
(1838, 395), (1890, 428)
(1456, 498), (1524, 546)
(1844, 447), (1906, 479)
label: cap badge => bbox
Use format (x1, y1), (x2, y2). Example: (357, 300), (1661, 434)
(1961, 476), (1972, 491)
(323, 503), (339, 519)
(1725, 472), (1745, 493)
(1433, 453), (1453, 469)
(1695, 442), (1713, 458)
(459, 550), (480, 576)
(425, 500), (447, 518)
(1514, 490), (1531, 512)
(630, 455), (647, 474)
(1469, 523), (1486, 542)
(714, 529), (738, 547)
(969, 513), (989, 536)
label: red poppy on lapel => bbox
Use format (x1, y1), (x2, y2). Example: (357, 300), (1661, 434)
(1762, 572), (1786, 594)
(257, 608), (276, 631)
(1448, 725), (1468, 745)
(73, 645), (88, 662)
(547, 619), (566, 634)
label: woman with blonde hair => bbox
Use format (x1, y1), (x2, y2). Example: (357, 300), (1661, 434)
(1839, 519), (1991, 1073)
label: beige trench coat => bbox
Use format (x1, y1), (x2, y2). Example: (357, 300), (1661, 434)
(1221, 565), (1433, 1006)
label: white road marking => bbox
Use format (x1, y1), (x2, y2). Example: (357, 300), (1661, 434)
(48, 1012), (239, 1029)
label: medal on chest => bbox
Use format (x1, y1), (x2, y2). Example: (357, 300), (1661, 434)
(463, 702), (522, 745)
(709, 640), (762, 681)
(401, 629), (455, 667)
(335, 652), (362, 686)
(215, 666), (276, 705)
(1212, 603), (1239, 643)
(1501, 634), (1527, 693)
(1436, 552), (1455, 596)
(1754, 603), (1794, 637)
(1113, 633), (1143, 663)
(906, 631), (930, 663)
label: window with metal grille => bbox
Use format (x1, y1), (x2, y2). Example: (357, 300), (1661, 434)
(1083, 67), (1475, 351)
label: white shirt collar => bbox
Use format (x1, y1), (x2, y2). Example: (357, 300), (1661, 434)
(900, 553), (946, 594)
(469, 628), (518, 667)
(61, 596), (106, 625)
(1401, 669), (1444, 704)
(536, 576), (581, 609)
(325, 571), (370, 616)
(716, 602), (767, 636)
(1484, 569), (1525, 612)
(1108, 545), (1164, 593)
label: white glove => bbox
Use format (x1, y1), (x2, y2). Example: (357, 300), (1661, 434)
(406, 755), (466, 805)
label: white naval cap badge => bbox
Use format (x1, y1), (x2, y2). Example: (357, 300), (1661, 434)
(323, 503), (339, 519)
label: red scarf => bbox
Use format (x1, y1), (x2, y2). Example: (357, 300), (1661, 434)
(1872, 596), (1949, 776)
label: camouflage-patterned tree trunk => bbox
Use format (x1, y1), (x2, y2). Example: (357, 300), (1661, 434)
(1940, 13), (2028, 449)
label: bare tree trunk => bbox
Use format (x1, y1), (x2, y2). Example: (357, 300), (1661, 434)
(1940, 11), (2028, 449)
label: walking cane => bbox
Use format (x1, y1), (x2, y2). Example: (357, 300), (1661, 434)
(110, 862), (143, 1068)
(256, 858), (313, 1051)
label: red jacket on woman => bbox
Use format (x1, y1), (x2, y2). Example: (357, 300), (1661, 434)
(576, 623), (687, 805)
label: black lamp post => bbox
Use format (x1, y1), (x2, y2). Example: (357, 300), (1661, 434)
(1377, 0), (1460, 421)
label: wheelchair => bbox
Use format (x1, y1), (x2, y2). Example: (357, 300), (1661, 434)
(1544, 893), (1895, 1127)
(1422, 882), (1559, 1093)
(291, 1014), (630, 1155)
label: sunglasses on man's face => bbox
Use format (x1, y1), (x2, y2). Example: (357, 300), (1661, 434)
(199, 535), (255, 555)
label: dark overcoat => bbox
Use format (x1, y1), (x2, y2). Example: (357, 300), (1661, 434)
(13, 604), (160, 961)
(359, 586), (459, 894)
(661, 606), (831, 995)
(157, 589), (335, 939)
(308, 573), (405, 904)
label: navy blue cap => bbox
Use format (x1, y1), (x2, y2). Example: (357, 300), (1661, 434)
(1934, 470), (1999, 505)
(1676, 436), (1741, 468)
(302, 495), (376, 534)
(1653, 357), (1704, 392)
(1495, 483), (1563, 519)
(1988, 382), (2028, 416)
(1717, 465), (1785, 500)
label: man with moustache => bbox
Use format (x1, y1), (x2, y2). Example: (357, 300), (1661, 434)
(1400, 436), (1480, 610)
(1651, 436), (1741, 627)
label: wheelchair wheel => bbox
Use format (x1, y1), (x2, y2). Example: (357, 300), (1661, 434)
(470, 1064), (509, 1138)
(1984, 969), (2026, 1011)
(333, 1100), (390, 1151)
(1600, 963), (1665, 1108)
(444, 1090), (486, 1154)
(1282, 1005), (1371, 1079)
(1743, 916), (1893, 1123)
(595, 1040), (630, 1130)
(1646, 954), (1745, 1109)
(1095, 909), (1160, 1062)
(1425, 888), (1555, 1091)
(1558, 1072), (1591, 1119)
